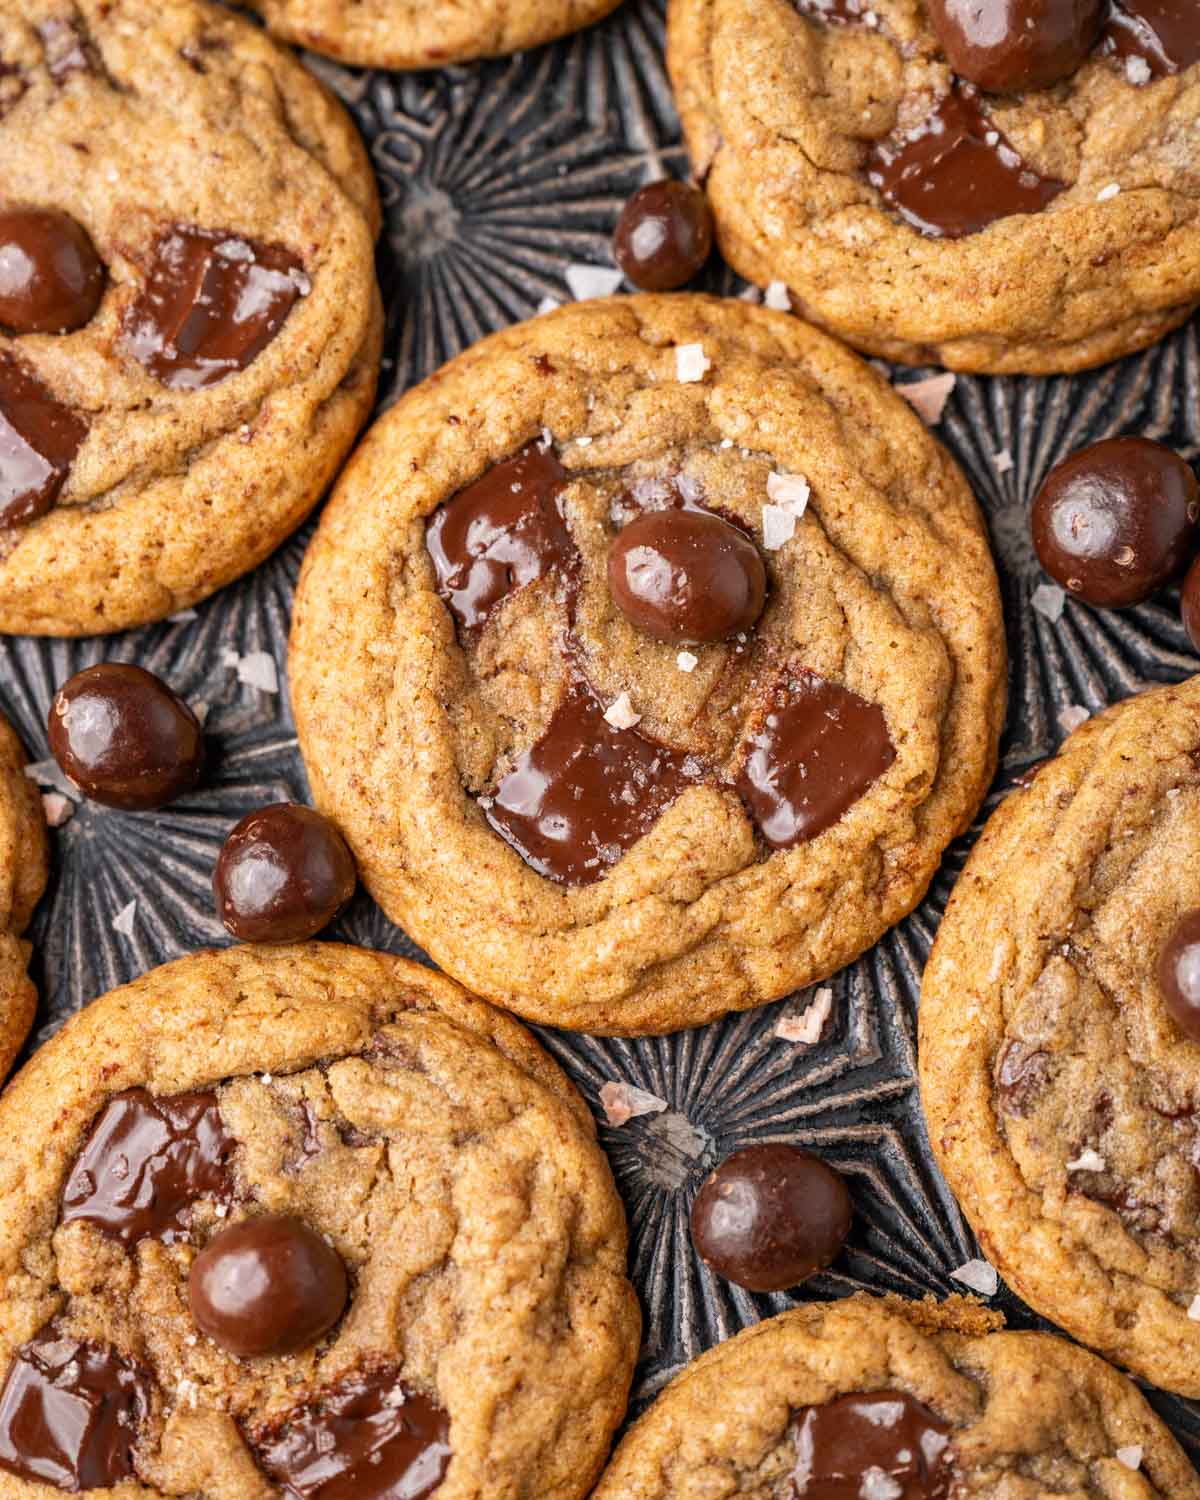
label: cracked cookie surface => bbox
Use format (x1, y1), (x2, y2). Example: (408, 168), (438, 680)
(0, 713), (46, 1083)
(289, 293), (1005, 1035)
(245, 0), (626, 68)
(668, 0), (1200, 373)
(0, 0), (382, 636)
(590, 1295), (1200, 1499)
(921, 675), (1200, 1398)
(0, 942), (639, 1498)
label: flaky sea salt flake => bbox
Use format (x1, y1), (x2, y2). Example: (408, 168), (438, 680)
(1115, 1446), (1143, 1471)
(1067, 1147), (1106, 1173)
(536, 296), (561, 316)
(604, 693), (642, 730)
(675, 343), (711, 383)
(993, 448), (1014, 474)
(1097, 182), (1121, 202)
(896, 372), (956, 425)
(951, 1258), (999, 1296)
(764, 280), (791, 311)
(775, 986), (833, 1044)
(565, 264), (623, 301)
(236, 651), (279, 694)
(766, 471), (810, 515)
(860, 1469), (903, 1500)
(1126, 55), (1152, 84)
(41, 792), (74, 828)
(677, 651), (699, 673)
(599, 1081), (668, 1127)
(1188, 1293), (1200, 1320)
(1059, 703), (1090, 734)
(112, 899), (137, 938)
(762, 504), (797, 550)
(1031, 583), (1065, 622)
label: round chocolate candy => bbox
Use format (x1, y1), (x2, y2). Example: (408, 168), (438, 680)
(1031, 436), (1199, 607)
(607, 508), (767, 644)
(927, 0), (1104, 93)
(48, 663), (204, 810)
(690, 1142), (852, 1292)
(0, 207), (105, 335)
(1158, 910), (1200, 1043)
(612, 180), (714, 292)
(189, 1214), (348, 1357)
(214, 803), (357, 943)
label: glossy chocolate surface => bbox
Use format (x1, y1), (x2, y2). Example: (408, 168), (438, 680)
(737, 669), (895, 848)
(190, 1214), (348, 1357)
(0, 351), (86, 527)
(690, 1143), (852, 1292)
(790, 1390), (954, 1499)
(1031, 436), (1199, 606)
(426, 442), (574, 632)
(251, 1368), (451, 1500)
(48, 663), (205, 810)
(124, 227), (308, 390)
(1182, 554), (1200, 652)
(1158, 910), (1200, 1042)
(214, 803), (357, 943)
(1100, 0), (1200, 76)
(927, 0), (1104, 92)
(865, 83), (1065, 238)
(61, 1087), (237, 1246)
(0, 207), (104, 335)
(612, 180), (714, 292)
(607, 508), (767, 643)
(483, 680), (703, 886)
(0, 1328), (153, 1491)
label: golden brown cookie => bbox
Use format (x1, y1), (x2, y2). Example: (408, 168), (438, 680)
(0, 942), (640, 1496)
(0, 712), (46, 1083)
(667, 0), (1200, 374)
(290, 293), (1005, 1035)
(590, 1295), (1200, 1499)
(921, 675), (1200, 1399)
(0, 0), (383, 636)
(245, 0), (626, 69)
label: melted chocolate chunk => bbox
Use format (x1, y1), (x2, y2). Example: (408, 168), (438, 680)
(190, 1215), (348, 1358)
(425, 443), (575, 633)
(483, 680), (703, 886)
(790, 1391), (954, 1499)
(0, 207), (105, 335)
(124, 227), (309, 390)
(0, 351), (87, 527)
(0, 1328), (153, 1491)
(61, 1087), (237, 1247)
(1100, 0), (1200, 77)
(865, 83), (1065, 238)
(737, 669), (895, 849)
(927, 0), (1104, 92)
(251, 1368), (451, 1500)
(690, 1143), (852, 1292)
(607, 508), (767, 644)
(995, 1039), (1053, 1116)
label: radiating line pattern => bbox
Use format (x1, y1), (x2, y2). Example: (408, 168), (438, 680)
(1, 0), (1199, 1455)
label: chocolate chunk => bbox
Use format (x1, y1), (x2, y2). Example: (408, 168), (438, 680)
(926, 0), (1104, 92)
(483, 679), (703, 886)
(737, 669), (895, 849)
(250, 1368), (451, 1500)
(0, 1327), (153, 1491)
(0, 207), (105, 335)
(790, 1390), (954, 1499)
(1031, 436), (1199, 607)
(124, 227), (309, 390)
(865, 82), (1065, 238)
(1100, 0), (1200, 77)
(425, 442), (575, 633)
(190, 1215), (349, 1358)
(607, 508), (767, 644)
(48, 663), (205, 811)
(0, 351), (86, 527)
(690, 1143), (851, 1292)
(214, 804), (357, 944)
(1159, 910), (1200, 1042)
(61, 1087), (237, 1247)
(995, 1039), (1053, 1116)
(612, 180), (714, 292)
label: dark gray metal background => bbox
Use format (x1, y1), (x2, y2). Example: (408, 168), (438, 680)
(3, 0), (1200, 1459)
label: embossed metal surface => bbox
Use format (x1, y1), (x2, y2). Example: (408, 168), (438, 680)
(4, 0), (1200, 1458)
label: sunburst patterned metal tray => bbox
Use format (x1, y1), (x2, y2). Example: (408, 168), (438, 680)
(4, 0), (1200, 1461)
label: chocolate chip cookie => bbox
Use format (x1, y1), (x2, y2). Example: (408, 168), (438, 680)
(245, 0), (626, 69)
(0, 942), (640, 1496)
(0, 0), (383, 636)
(0, 711), (46, 1081)
(290, 294), (1005, 1035)
(921, 675), (1200, 1399)
(590, 1295), (1200, 1499)
(668, 0), (1200, 373)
